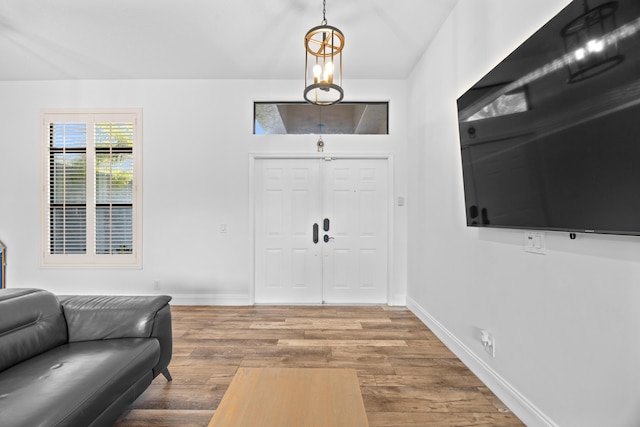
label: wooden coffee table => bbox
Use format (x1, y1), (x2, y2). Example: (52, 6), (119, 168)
(208, 367), (369, 427)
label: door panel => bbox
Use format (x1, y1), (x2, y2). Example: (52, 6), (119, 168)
(254, 157), (388, 304)
(255, 159), (322, 303)
(322, 159), (388, 303)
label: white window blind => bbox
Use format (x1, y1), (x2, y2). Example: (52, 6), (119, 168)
(95, 121), (134, 255)
(42, 110), (142, 267)
(49, 122), (87, 254)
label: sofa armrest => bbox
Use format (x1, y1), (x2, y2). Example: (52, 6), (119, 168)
(150, 303), (173, 379)
(59, 295), (173, 379)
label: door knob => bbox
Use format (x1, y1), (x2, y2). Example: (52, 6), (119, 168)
(323, 234), (334, 243)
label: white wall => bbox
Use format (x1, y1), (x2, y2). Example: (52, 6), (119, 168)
(407, 1), (640, 426)
(0, 78), (408, 305)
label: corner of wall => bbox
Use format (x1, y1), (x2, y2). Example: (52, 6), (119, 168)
(406, 296), (558, 427)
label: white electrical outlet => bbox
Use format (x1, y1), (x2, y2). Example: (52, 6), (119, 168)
(480, 330), (496, 358)
(524, 231), (546, 254)
(153, 280), (161, 290)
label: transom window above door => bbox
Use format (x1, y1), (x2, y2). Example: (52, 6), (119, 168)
(254, 102), (388, 135)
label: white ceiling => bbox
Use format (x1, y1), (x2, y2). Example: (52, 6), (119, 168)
(0, 0), (459, 81)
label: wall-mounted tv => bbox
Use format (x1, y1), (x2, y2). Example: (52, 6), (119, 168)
(457, 0), (640, 236)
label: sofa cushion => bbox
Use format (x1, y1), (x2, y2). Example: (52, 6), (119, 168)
(0, 338), (160, 427)
(0, 289), (67, 372)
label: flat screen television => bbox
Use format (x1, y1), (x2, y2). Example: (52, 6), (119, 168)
(457, 0), (640, 236)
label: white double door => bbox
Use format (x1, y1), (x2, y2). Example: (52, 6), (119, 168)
(254, 157), (389, 304)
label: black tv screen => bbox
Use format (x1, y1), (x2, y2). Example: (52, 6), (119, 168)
(457, 0), (640, 236)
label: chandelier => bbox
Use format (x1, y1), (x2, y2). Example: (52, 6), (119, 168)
(304, 0), (344, 105)
(561, 0), (623, 83)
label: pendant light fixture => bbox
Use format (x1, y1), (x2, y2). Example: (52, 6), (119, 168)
(561, 0), (623, 83)
(304, 0), (344, 105)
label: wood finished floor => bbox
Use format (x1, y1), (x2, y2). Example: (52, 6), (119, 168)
(114, 305), (525, 427)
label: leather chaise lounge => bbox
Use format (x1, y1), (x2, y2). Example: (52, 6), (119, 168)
(0, 288), (173, 427)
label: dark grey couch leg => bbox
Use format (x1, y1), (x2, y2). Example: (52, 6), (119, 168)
(162, 368), (172, 381)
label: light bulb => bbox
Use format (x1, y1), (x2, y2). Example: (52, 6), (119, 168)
(325, 61), (334, 75)
(313, 64), (322, 83)
(587, 39), (604, 53)
(575, 47), (586, 61)
(324, 61), (334, 84)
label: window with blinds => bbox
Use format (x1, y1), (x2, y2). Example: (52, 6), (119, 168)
(42, 110), (142, 267)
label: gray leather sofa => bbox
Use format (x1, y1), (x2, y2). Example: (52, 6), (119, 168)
(0, 288), (173, 427)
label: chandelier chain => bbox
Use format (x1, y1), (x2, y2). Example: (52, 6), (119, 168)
(322, 0), (327, 25)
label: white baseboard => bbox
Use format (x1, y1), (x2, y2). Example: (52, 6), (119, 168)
(169, 293), (251, 306)
(167, 294), (406, 306)
(406, 296), (557, 427)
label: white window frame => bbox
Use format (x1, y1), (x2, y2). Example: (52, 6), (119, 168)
(41, 109), (142, 268)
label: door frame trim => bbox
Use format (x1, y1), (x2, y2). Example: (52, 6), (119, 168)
(249, 153), (395, 305)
